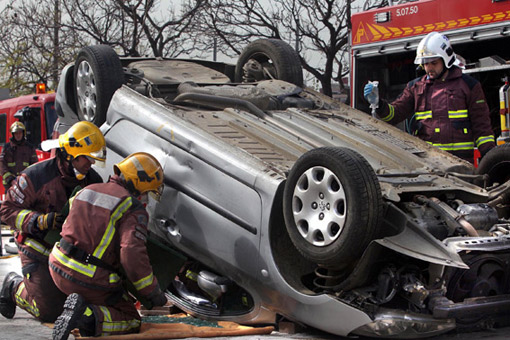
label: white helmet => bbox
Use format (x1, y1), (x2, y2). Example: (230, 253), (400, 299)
(414, 32), (464, 69)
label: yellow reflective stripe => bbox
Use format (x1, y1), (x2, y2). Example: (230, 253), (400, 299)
(24, 237), (50, 256)
(3, 172), (13, 179)
(101, 316), (141, 334)
(15, 210), (31, 231)
(14, 282), (40, 317)
(7, 162), (15, 167)
(92, 197), (132, 261)
(476, 135), (495, 147)
(100, 306), (112, 322)
(415, 111), (432, 120)
(427, 141), (475, 151)
(22, 162), (29, 166)
(99, 306), (141, 336)
(434, 128), (440, 133)
(109, 273), (121, 284)
(448, 109), (468, 119)
(68, 195), (77, 209)
(133, 272), (154, 291)
(52, 243), (96, 277)
(51, 196), (132, 279)
(381, 104), (395, 122)
(84, 307), (93, 317)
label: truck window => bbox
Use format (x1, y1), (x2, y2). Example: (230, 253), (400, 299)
(44, 101), (57, 139)
(23, 108), (41, 148)
(0, 113), (6, 146)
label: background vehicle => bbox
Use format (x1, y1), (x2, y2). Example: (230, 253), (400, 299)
(350, 0), (510, 161)
(0, 87), (57, 200)
(55, 41), (510, 339)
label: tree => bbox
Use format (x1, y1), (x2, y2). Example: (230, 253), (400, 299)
(0, 0), (81, 95)
(112, 0), (208, 57)
(0, 0), (208, 95)
(59, 0), (207, 58)
(0, 0), (387, 98)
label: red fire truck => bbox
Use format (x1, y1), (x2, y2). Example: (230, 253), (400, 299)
(0, 85), (57, 200)
(350, 0), (510, 153)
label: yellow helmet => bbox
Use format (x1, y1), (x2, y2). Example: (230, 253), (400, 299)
(58, 121), (106, 164)
(10, 121), (26, 135)
(114, 152), (164, 200)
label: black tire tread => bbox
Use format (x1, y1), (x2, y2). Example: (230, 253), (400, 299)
(235, 39), (303, 86)
(476, 144), (510, 186)
(74, 45), (124, 126)
(283, 147), (382, 268)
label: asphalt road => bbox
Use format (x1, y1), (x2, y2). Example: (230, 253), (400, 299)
(2, 230), (510, 340)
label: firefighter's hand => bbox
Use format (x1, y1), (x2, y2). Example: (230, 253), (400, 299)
(150, 291), (167, 307)
(37, 212), (64, 231)
(363, 82), (375, 100)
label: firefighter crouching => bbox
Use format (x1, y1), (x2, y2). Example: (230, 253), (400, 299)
(0, 121), (38, 191)
(50, 152), (167, 340)
(0, 121), (105, 322)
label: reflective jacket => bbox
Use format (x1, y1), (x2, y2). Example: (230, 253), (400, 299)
(49, 176), (161, 299)
(377, 67), (495, 162)
(0, 156), (102, 261)
(0, 138), (38, 188)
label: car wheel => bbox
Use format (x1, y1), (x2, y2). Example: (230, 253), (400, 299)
(235, 39), (303, 86)
(74, 45), (124, 126)
(476, 144), (510, 186)
(283, 147), (383, 268)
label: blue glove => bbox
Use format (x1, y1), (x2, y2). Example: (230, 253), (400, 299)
(364, 83), (374, 100)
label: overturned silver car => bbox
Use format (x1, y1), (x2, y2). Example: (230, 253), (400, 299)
(55, 40), (510, 338)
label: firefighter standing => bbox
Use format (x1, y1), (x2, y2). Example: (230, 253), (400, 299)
(0, 121), (105, 323)
(364, 31), (496, 163)
(49, 152), (167, 340)
(0, 121), (38, 190)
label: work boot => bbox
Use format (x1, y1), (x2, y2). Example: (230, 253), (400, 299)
(0, 272), (22, 319)
(52, 293), (87, 340)
(78, 307), (97, 337)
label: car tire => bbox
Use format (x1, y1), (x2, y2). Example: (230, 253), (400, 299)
(283, 147), (383, 268)
(235, 39), (303, 86)
(476, 144), (510, 186)
(74, 45), (124, 126)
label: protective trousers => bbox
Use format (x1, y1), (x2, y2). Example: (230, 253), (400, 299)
(16, 250), (67, 322)
(51, 274), (141, 336)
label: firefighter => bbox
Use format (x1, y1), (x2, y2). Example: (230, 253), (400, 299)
(49, 152), (167, 340)
(0, 121), (105, 323)
(364, 31), (495, 163)
(0, 121), (38, 190)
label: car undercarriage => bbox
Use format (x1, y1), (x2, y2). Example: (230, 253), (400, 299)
(55, 40), (510, 338)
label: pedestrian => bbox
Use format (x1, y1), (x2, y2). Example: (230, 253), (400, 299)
(0, 121), (38, 191)
(49, 152), (167, 340)
(0, 121), (106, 323)
(364, 31), (496, 163)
